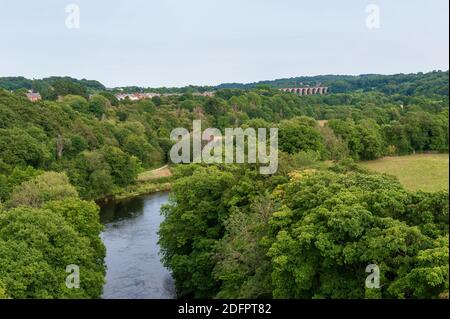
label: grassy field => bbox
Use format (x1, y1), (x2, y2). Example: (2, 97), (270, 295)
(138, 165), (172, 181)
(360, 153), (449, 192)
(110, 165), (173, 201)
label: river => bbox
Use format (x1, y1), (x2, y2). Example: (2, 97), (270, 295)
(99, 192), (176, 299)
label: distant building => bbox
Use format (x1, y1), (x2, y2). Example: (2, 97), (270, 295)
(195, 91), (215, 97)
(115, 93), (139, 101)
(115, 92), (161, 101)
(115, 91), (214, 101)
(26, 92), (42, 102)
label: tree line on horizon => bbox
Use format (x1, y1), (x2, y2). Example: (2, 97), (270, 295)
(0, 70), (448, 96)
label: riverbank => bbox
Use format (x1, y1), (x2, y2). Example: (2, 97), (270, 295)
(114, 177), (172, 201)
(97, 166), (174, 204)
(115, 165), (174, 201)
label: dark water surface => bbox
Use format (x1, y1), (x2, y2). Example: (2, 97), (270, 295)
(100, 192), (175, 299)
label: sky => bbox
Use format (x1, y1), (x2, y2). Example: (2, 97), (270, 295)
(0, 0), (448, 87)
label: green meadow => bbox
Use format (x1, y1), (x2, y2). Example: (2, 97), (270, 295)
(360, 153), (449, 192)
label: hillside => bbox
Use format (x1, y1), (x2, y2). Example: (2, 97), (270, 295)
(1, 70), (448, 97)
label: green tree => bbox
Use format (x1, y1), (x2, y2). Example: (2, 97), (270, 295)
(357, 119), (384, 160)
(328, 119), (363, 159)
(0, 206), (105, 298)
(101, 146), (141, 187)
(8, 172), (78, 208)
(123, 135), (163, 168)
(63, 95), (89, 113)
(278, 117), (326, 156)
(43, 198), (105, 262)
(70, 150), (115, 199)
(0, 128), (51, 168)
(267, 169), (448, 298)
(159, 165), (236, 297)
(88, 94), (111, 118)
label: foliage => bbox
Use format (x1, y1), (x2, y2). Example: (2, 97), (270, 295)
(0, 205), (105, 298)
(278, 117), (326, 156)
(7, 172), (78, 209)
(0, 71), (448, 299)
(0, 171), (105, 299)
(1, 71), (448, 201)
(160, 164), (449, 299)
(0, 280), (9, 299)
(0, 127), (51, 168)
(159, 165), (237, 297)
(267, 169), (448, 298)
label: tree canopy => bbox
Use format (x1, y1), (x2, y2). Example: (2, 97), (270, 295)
(159, 164), (448, 299)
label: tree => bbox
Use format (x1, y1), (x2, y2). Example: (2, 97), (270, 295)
(382, 123), (411, 155)
(0, 206), (105, 298)
(64, 134), (89, 158)
(88, 94), (111, 118)
(52, 79), (88, 99)
(214, 194), (273, 298)
(159, 165), (236, 297)
(123, 135), (163, 168)
(101, 146), (141, 187)
(70, 150), (115, 199)
(387, 236), (448, 298)
(0, 128), (51, 168)
(278, 117), (326, 156)
(267, 169), (448, 298)
(328, 119), (363, 159)
(63, 95), (89, 113)
(0, 166), (42, 203)
(357, 119), (384, 160)
(8, 172), (78, 208)
(317, 125), (349, 160)
(43, 198), (105, 262)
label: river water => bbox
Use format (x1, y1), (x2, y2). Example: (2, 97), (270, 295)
(99, 192), (175, 299)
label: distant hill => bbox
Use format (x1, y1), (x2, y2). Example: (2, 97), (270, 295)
(0, 76), (105, 92)
(216, 71), (449, 96)
(0, 76), (105, 100)
(108, 70), (448, 96)
(1, 70), (448, 98)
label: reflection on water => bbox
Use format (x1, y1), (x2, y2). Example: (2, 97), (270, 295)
(100, 192), (175, 299)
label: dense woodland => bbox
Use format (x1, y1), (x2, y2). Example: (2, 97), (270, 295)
(0, 71), (448, 298)
(160, 164), (448, 298)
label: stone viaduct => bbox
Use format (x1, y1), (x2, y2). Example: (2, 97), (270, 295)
(279, 87), (329, 95)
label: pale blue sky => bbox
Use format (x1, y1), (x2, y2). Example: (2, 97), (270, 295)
(0, 0), (448, 87)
